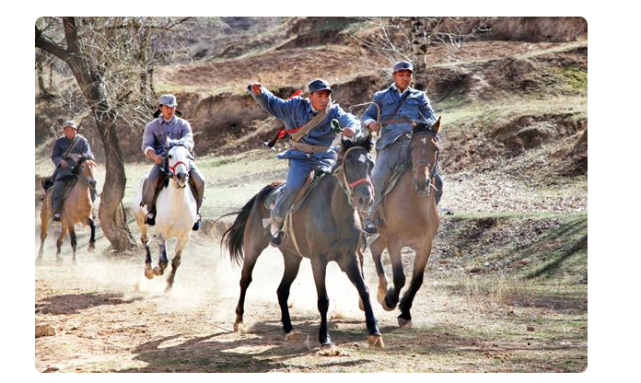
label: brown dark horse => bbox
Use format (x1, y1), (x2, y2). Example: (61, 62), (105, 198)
(38, 157), (98, 264)
(370, 118), (441, 327)
(220, 135), (384, 350)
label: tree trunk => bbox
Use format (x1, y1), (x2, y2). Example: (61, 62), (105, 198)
(36, 18), (137, 251)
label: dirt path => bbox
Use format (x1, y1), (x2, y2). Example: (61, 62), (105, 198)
(35, 225), (586, 373)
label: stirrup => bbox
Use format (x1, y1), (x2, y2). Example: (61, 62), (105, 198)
(192, 213), (201, 231)
(52, 213), (61, 222)
(145, 213), (156, 226)
(270, 231), (282, 247)
(363, 221), (377, 235)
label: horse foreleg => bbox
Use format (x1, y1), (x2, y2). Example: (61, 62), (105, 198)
(384, 242), (405, 312)
(278, 252), (302, 339)
(311, 257), (333, 349)
(153, 236), (168, 276)
(398, 241), (433, 327)
(166, 235), (189, 292)
(340, 255), (384, 348)
(370, 236), (389, 307)
(55, 225), (68, 264)
(87, 218), (96, 252)
(69, 226), (78, 264)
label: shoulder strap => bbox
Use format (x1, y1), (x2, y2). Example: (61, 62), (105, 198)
(62, 137), (80, 160)
(290, 104), (331, 142)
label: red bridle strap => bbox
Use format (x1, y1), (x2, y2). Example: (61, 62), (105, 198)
(348, 178), (374, 192)
(168, 160), (188, 176)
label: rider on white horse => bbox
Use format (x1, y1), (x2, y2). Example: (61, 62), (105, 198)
(140, 94), (205, 231)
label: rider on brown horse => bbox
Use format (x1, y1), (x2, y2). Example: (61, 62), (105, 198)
(361, 60), (443, 234)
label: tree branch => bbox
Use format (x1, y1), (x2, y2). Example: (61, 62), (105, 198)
(35, 26), (69, 60)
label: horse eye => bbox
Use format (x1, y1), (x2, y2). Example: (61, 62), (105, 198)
(168, 155), (173, 159)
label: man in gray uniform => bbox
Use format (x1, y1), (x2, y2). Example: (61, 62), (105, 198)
(248, 79), (361, 245)
(141, 94), (206, 231)
(362, 60), (443, 234)
(50, 120), (96, 221)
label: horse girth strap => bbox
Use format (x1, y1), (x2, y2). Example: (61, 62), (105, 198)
(289, 104), (331, 142)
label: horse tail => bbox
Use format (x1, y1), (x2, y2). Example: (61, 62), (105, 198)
(220, 182), (281, 266)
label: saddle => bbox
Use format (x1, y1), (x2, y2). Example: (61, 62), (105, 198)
(263, 170), (327, 213)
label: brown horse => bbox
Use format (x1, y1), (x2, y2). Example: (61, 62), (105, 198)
(370, 118), (441, 327)
(38, 157), (98, 264)
(220, 135), (384, 350)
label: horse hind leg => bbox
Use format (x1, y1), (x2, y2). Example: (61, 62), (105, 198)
(37, 211), (50, 263)
(370, 235), (389, 308)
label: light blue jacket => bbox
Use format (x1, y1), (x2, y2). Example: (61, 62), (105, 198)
(141, 116), (194, 156)
(248, 86), (361, 171)
(363, 84), (436, 150)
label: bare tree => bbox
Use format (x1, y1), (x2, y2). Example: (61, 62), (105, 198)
(35, 17), (190, 251)
(353, 17), (492, 72)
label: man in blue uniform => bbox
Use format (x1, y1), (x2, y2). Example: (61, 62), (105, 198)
(362, 60), (443, 234)
(248, 78), (361, 246)
(141, 94), (206, 231)
(50, 120), (96, 221)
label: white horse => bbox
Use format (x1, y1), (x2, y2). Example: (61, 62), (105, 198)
(133, 144), (198, 291)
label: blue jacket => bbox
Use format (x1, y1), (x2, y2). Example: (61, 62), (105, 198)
(248, 86), (361, 171)
(363, 84), (436, 150)
(51, 134), (94, 168)
(142, 116), (194, 156)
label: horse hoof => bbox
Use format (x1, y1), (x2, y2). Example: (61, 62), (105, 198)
(87, 245), (95, 253)
(358, 298), (365, 312)
(144, 268), (154, 280)
(72, 258), (80, 266)
(164, 285), (173, 294)
(382, 300), (396, 312)
(398, 318), (412, 328)
(317, 344), (341, 357)
(153, 266), (164, 276)
(368, 335), (385, 348)
(285, 330), (302, 341)
(234, 322), (246, 334)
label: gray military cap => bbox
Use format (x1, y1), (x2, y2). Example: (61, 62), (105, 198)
(308, 79), (333, 94)
(63, 120), (78, 129)
(393, 60), (414, 73)
(158, 94), (178, 107)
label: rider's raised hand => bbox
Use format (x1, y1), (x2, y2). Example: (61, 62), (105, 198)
(250, 83), (263, 95)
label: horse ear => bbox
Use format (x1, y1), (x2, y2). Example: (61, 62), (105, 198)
(432, 117), (441, 135)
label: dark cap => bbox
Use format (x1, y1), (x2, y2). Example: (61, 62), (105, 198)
(393, 60), (414, 73)
(308, 79), (333, 94)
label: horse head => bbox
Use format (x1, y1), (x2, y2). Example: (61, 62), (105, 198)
(339, 131), (375, 213)
(410, 117), (441, 197)
(76, 156), (98, 189)
(166, 144), (192, 188)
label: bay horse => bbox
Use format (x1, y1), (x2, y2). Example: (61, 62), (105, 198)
(133, 144), (198, 292)
(220, 135), (384, 350)
(38, 157), (98, 264)
(370, 118), (441, 327)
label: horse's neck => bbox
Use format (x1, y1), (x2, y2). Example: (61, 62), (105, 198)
(67, 178), (91, 205)
(328, 176), (356, 221)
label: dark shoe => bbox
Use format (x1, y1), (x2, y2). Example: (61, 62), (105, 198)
(192, 214), (201, 231)
(52, 213), (61, 222)
(270, 231), (282, 247)
(363, 221), (377, 235)
(145, 213), (156, 226)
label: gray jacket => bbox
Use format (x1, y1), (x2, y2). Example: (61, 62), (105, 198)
(142, 116), (194, 156)
(51, 134), (94, 168)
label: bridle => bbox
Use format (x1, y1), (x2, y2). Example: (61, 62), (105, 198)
(409, 130), (440, 197)
(165, 145), (192, 188)
(335, 146), (375, 209)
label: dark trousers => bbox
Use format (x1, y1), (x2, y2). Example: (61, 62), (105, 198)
(141, 163), (205, 214)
